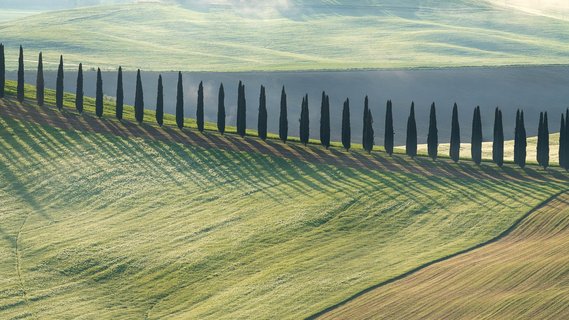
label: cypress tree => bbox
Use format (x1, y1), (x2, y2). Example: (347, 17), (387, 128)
(0, 43), (4, 98)
(362, 96), (374, 154)
(116, 66), (123, 120)
(279, 86), (288, 143)
(75, 63), (84, 114)
(342, 98), (351, 151)
(559, 113), (565, 169)
(539, 112), (550, 169)
(56, 55), (64, 110)
(156, 75), (164, 126)
(471, 106), (483, 165)
(197, 81), (204, 132)
(519, 111), (527, 168)
(17, 45), (24, 102)
(258, 85), (267, 140)
(514, 110), (521, 166)
(537, 112), (544, 167)
(384, 100), (394, 156)
(320, 91), (331, 149)
(564, 109), (569, 170)
(492, 107), (504, 167)
(176, 72), (184, 129)
(36, 52), (44, 106)
(450, 103), (461, 162)
(134, 69), (144, 124)
(427, 102), (438, 160)
(406, 102), (417, 158)
(237, 81), (247, 137)
(218, 83), (225, 134)
(95, 68), (103, 118)
(300, 94), (310, 145)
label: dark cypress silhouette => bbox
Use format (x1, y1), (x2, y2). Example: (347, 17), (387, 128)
(362, 96), (374, 154)
(537, 112), (549, 169)
(519, 111), (527, 168)
(176, 72), (184, 129)
(0, 43), (4, 98)
(560, 113), (565, 169)
(134, 69), (144, 124)
(36, 52), (44, 106)
(17, 46), (24, 102)
(156, 75), (164, 126)
(95, 68), (103, 118)
(563, 109), (569, 170)
(427, 102), (438, 160)
(237, 81), (247, 137)
(56, 55), (64, 110)
(116, 66), (123, 120)
(218, 83), (225, 134)
(450, 103), (461, 162)
(279, 86), (288, 143)
(320, 91), (331, 149)
(514, 110), (521, 166)
(406, 102), (417, 158)
(75, 63), (84, 114)
(342, 98), (351, 151)
(197, 81), (205, 132)
(258, 85), (267, 140)
(471, 106), (483, 165)
(384, 100), (394, 156)
(300, 94), (310, 145)
(492, 107), (504, 167)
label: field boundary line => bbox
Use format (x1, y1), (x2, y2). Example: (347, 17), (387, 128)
(305, 189), (569, 319)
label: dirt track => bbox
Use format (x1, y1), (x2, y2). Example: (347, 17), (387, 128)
(0, 98), (567, 183)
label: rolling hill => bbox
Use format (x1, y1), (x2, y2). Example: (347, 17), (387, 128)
(316, 191), (569, 319)
(1, 1), (569, 71)
(0, 82), (567, 319)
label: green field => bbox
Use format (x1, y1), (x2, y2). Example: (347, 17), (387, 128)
(0, 80), (568, 319)
(2, 0), (569, 71)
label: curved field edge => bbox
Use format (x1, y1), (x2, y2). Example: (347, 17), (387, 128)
(315, 191), (569, 319)
(309, 190), (569, 319)
(0, 96), (567, 318)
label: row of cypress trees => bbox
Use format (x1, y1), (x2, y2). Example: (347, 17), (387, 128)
(1, 45), (568, 170)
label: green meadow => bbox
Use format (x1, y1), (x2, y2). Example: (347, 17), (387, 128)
(0, 81), (567, 319)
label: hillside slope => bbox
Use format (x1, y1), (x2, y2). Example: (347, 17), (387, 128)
(2, 1), (569, 71)
(317, 191), (569, 320)
(0, 86), (567, 319)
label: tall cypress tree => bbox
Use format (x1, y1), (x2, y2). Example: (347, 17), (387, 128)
(300, 94), (310, 145)
(450, 103), (461, 162)
(560, 113), (565, 169)
(95, 68), (103, 118)
(156, 75), (164, 126)
(134, 69), (144, 124)
(406, 102), (417, 158)
(384, 100), (394, 156)
(471, 106), (483, 165)
(362, 96), (374, 154)
(258, 85), (267, 140)
(538, 112), (550, 169)
(237, 81), (247, 137)
(75, 63), (84, 114)
(197, 81), (204, 132)
(176, 72), (184, 129)
(36, 52), (44, 106)
(537, 112), (544, 167)
(519, 111), (527, 168)
(218, 83), (225, 134)
(514, 110), (521, 166)
(492, 107), (504, 167)
(320, 91), (331, 149)
(116, 66), (123, 120)
(56, 55), (64, 110)
(563, 109), (569, 170)
(17, 45), (24, 102)
(279, 86), (288, 143)
(427, 102), (438, 160)
(342, 98), (351, 151)
(0, 43), (4, 98)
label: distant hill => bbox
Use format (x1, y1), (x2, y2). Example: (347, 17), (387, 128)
(1, 1), (569, 71)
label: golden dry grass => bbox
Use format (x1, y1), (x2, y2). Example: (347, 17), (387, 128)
(318, 192), (569, 320)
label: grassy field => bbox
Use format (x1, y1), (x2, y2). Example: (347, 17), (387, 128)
(318, 191), (569, 319)
(0, 81), (567, 319)
(1, 1), (569, 71)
